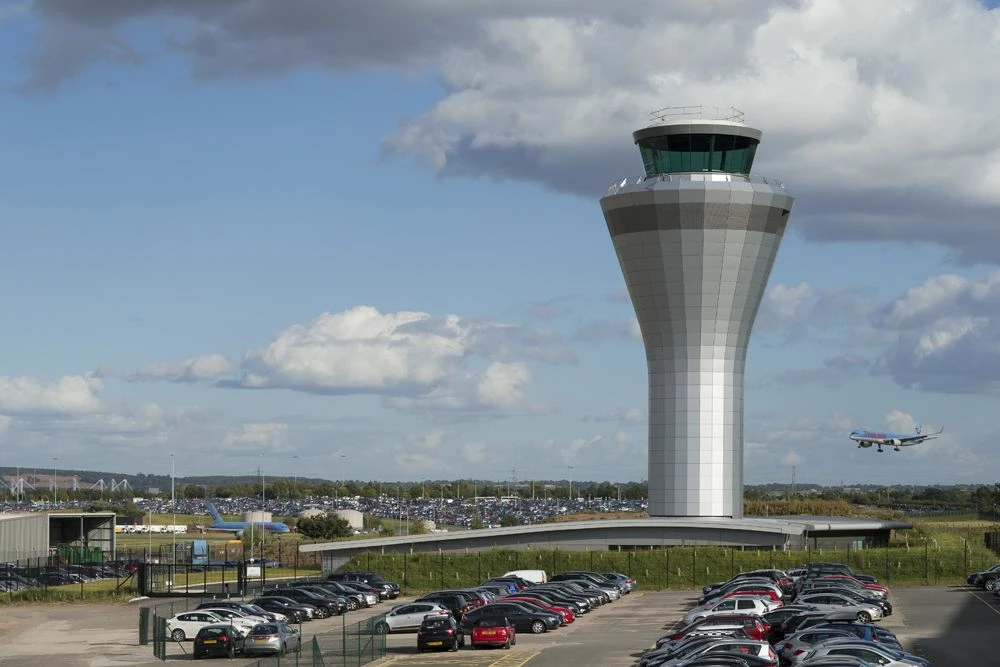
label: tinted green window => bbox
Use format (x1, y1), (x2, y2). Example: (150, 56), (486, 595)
(638, 133), (758, 176)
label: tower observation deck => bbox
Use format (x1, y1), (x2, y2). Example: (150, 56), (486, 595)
(600, 106), (794, 518)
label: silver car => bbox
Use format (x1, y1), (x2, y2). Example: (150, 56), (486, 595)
(243, 622), (302, 657)
(780, 628), (866, 665)
(683, 595), (779, 624)
(794, 593), (883, 623)
(803, 639), (930, 666)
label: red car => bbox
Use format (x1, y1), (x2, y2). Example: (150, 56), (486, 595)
(471, 617), (516, 649)
(502, 597), (575, 623)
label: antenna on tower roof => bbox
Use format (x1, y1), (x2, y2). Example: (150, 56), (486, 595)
(648, 105), (745, 124)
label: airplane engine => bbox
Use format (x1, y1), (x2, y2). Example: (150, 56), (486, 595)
(888, 439), (902, 446)
(235, 529), (244, 539)
(859, 442), (872, 448)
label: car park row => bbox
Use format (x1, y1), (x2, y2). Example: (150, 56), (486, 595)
(638, 561), (931, 667)
(166, 570), (401, 659)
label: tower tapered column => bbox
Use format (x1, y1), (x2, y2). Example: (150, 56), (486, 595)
(600, 109), (793, 518)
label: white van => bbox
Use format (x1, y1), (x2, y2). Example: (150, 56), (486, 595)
(503, 569), (547, 584)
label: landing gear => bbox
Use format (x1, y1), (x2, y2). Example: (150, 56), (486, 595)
(894, 447), (901, 452)
(877, 446), (884, 453)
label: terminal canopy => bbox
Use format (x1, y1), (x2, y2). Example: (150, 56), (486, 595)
(635, 129), (759, 176)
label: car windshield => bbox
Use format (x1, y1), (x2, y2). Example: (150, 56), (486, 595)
(421, 619), (450, 630)
(199, 627), (233, 638)
(252, 625), (279, 635)
(477, 618), (507, 628)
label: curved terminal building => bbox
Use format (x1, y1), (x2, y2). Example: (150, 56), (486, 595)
(600, 107), (794, 518)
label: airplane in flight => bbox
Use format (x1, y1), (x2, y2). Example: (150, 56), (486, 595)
(849, 424), (943, 453)
(204, 502), (290, 537)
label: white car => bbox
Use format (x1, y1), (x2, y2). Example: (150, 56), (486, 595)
(197, 607), (268, 631)
(661, 639), (780, 666)
(803, 640), (930, 666)
(371, 602), (452, 634)
(167, 611), (230, 642)
(682, 595), (779, 623)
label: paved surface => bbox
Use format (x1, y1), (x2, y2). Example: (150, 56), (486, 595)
(0, 586), (991, 665)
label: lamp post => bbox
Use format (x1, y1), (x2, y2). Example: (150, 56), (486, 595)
(170, 453), (176, 566)
(52, 458), (58, 506)
(567, 466), (574, 501)
(292, 455), (299, 484)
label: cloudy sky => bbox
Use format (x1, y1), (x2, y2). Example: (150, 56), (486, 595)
(2, 0), (1000, 487)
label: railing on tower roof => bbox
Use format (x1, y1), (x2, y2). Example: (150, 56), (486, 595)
(648, 105), (745, 124)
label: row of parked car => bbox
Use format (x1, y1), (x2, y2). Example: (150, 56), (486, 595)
(369, 568), (637, 652)
(165, 571), (402, 659)
(638, 562), (930, 667)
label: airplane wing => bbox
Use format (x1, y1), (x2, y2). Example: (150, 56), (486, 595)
(899, 427), (943, 444)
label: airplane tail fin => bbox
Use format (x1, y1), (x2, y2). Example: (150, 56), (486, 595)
(915, 423), (923, 435)
(207, 502), (223, 524)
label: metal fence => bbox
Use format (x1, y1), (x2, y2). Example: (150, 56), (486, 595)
(339, 541), (1000, 591)
(145, 599), (384, 665)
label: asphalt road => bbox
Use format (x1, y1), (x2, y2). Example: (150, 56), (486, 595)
(0, 585), (993, 665)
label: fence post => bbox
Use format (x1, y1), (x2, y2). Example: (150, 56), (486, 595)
(138, 607), (150, 645)
(666, 548), (670, 589)
(924, 539), (929, 584)
(691, 548), (696, 587)
(439, 550), (444, 589)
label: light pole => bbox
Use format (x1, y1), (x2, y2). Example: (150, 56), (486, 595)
(292, 455), (299, 484)
(52, 458), (58, 506)
(567, 466), (574, 501)
(170, 453), (176, 566)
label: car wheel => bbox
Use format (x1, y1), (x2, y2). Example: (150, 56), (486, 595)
(857, 611), (872, 623)
(317, 606), (330, 619)
(348, 599), (359, 611)
(374, 621), (389, 635)
(530, 620), (546, 634)
(227, 644), (235, 659)
(986, 578), (997, 592)
(451, 638), (459, 652)
(504, 638), (511, 650)
(171, 629), (185, 642)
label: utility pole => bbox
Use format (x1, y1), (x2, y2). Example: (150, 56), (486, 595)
(170, 453), (176, 566)
(52, 458), (58, 506)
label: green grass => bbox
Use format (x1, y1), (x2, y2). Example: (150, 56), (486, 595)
(338, 539), (999, 594)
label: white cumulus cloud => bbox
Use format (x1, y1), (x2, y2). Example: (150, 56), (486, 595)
(0, 374), (102, 415)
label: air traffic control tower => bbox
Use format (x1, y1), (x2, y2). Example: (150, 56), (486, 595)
(600, 106), (794, 519)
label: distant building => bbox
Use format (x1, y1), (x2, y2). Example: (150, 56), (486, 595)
(334, 509), (364, 530)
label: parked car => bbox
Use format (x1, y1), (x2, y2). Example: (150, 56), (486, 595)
(683, 595), (779, 624)
(802, 639), (930, 666)
(371, 602), (452, 634)
(793, 593), (883, 623)
(460, 602), (561, 635)
(192, 624), (247, 659)
(249, 596), (314, 623)
(242, 623), (301, 657)
(416, 614), (464, 652)
(326, 571), (401, 599)
(166, 611), (229, 642)
(470, 616), (516, 649)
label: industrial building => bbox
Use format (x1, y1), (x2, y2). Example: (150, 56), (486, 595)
(0, 512), (116, 563)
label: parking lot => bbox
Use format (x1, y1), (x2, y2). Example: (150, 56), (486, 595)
(0, 585), (995, 665)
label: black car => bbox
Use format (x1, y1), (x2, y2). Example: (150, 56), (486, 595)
(967, 564), (1000, 590)
(460, 602), (560, 635)
(285, 581), (367, 611)
(417, 614), (464, 652)
(250, 596), (313, 623)
(193, 624), (246, 659)
(416, 593), (473, 621)
(262, 588), (347, 617)
(327, 572), (401, 599)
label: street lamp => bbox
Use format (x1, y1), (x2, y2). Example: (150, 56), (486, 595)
(52, 458), (58, 506)
(292, 455), (299, 484)
(567, 466), (574, 501)
(170, 453), (176, 566)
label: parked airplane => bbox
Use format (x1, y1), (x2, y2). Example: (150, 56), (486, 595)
(205, 502), (290, 536)
(849, 424), (943, 453)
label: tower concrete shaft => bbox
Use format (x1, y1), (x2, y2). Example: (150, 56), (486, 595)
(600, 110), (793, 518)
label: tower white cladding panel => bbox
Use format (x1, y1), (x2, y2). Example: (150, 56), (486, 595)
(602, 172), (793, 518)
